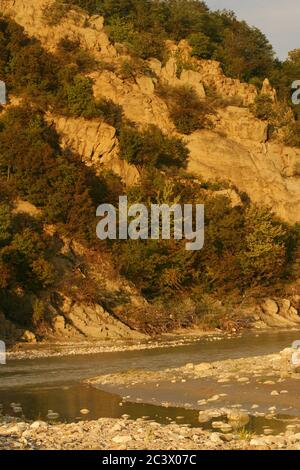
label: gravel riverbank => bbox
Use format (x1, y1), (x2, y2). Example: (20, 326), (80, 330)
(2, 414), (300, 450)
(87, 347), (298, 388)
(6, 332), (221, 361)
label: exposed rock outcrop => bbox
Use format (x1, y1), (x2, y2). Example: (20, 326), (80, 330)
(51, 301), (147, 340)
(90, 70), (173, 132)
(255, 297), (300, 329)
(51, 115), (139, 184)
(187, 127), (300, 224)
(3, 0), (300, 224)
(165, 40), (258, 106)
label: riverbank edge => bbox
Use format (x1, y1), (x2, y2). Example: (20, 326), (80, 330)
(6, 328), (225, 361)
(6, 326), (300, 361)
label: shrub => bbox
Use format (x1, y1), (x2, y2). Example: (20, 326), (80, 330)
(63, 75), (96, 117)
(188, 32), (214, 59)
(251, 94), (275, 121)
(42, 0), (71, 26)
(119, 123), (189, 169)
(284, 121), (300, 148)
(32, 299), (46, 326)
(57, 36), (97, 72)
(95, 98), (124, 133)
(158, 84), (214, 134)
(105, 16), (165, 61)
(57, 35), (81, 53)
(105, 16), (136, 44)
(129, 31), (165, 61)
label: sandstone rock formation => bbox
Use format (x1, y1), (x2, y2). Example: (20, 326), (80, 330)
(51, 115), (139, 185)
(90, 70), (173, 132)
(255, 297), (300, 329)
(187, 127), (300, 225)
(51, 301), (147, 340)
(165, 40), (258, 106)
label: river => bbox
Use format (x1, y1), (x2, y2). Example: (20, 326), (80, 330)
(1, 330), (300, 433)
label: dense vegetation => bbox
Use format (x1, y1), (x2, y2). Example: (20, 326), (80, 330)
(114, 170), (297, 300)
(0, 17), (122, 124)
(119, 123), (189, 168)
(157, 84), (214, 134)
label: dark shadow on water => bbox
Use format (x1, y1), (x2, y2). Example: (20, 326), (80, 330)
(0, 382), (294, 436)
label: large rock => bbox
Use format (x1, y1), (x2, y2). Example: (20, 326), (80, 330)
(187, 129), (300, 224)
(261, 299), (279, 317)
(91, 70), (173, 133)
(21, 330), (37, 343)
(226, 410), (249, 428)
(215, 106), (268, 142)
(278, 300), (300, 324)
(259, 299), (299, 328)
(51, 115), (139, 185)
(62, 302), (147, 340)
(180, 70), (206, 99)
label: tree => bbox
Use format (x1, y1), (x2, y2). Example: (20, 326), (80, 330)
(251, 94), (275, 121)
(158, 84), (214, 134)
(119, 123), (189, 169)
(238, 206), (288, 285)
(64, 75), (96, 118)
(188, 32), (214, 59)
(214, 20), (274, 81)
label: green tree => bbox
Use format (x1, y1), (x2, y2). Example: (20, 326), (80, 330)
(188, 32), (214, 59)
(251, 94), (275, 121)
(119, 123), (189, 169)
(238, 206), (288, 285)
(214, 20), (274, 81)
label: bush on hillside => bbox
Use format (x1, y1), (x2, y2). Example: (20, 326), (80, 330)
(157, 84), (214, 134)
(284, 120), (300, 148)
(251, 94), (275, 121)
(188, 32), (214, 59)
(42, 0), (72, 26)
(119, 123), (189, 169)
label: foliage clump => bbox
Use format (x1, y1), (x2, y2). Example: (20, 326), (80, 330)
(119, 123), (189, 169)
(114, 170), (297, 301)
(251, 94), (275, 121)
(157, 84), (214, 134)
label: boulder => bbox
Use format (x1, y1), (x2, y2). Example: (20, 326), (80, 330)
(226, 410), (249, 428)
(261, 299), (279, 316)
(21, 330), (36, 343)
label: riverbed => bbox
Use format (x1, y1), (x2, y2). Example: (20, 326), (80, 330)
(1, 329), (300, 436)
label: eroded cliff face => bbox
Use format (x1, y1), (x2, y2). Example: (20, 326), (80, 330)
(1, 0), (300, 343)
(187, 107), (300, 224)
(51, 115), (139, 185)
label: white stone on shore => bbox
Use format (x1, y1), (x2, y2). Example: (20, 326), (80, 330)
(112, 435), (132, 444)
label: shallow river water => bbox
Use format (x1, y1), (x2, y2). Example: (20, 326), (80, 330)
(1, 330), (300, 434)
